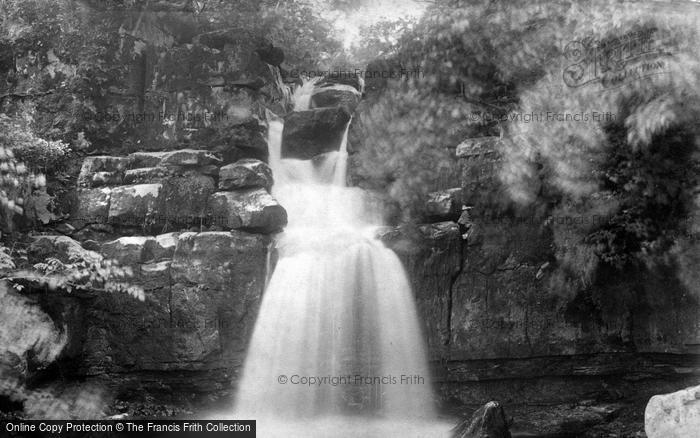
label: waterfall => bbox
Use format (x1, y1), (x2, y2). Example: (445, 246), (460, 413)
(292, 76), (322, 111)
(233, 78), (449, 437)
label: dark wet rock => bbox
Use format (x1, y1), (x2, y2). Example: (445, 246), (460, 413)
(508, 403), (623, 437)
(281, 107), (352, 159)
(452, 401), (511, 438)
(311, 84), (362, 112)
(207, 189), (287, 233)
(378, 221), (462, 358)
(218, 159), (273, 191)
(645, 384), (700, 437)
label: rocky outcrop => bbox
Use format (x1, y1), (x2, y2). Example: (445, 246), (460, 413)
(71, 149), (286, 233)
(378, 222), (462, 358)
(379, 135), (700, 409)
(208, 189), (287, 233)
(310, 84), (362, 112)
(645, 384), (700, 438)
(281, 107), (352, 159)
(22, 232), (270, 395)
(218, 159), (273, 191)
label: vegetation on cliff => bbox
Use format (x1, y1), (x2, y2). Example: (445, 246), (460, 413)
(352, 0), (699, 299)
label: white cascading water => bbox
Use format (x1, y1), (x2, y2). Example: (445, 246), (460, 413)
(233, 79), (450, 437)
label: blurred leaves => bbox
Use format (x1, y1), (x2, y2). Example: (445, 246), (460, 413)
(353, 0), (699, 291)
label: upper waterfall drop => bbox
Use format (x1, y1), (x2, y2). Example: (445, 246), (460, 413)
(233, 77), (445, 437)
(292, 76), (322, 111)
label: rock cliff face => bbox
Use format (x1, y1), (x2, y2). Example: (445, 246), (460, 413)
(22, 231), (269, 397)
(381, 136), (700, 406)
(33, 139), (287, 397)
(2, 25), (293, 403)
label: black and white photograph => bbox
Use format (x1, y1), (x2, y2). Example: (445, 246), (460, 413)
(0, 0), (699, 437)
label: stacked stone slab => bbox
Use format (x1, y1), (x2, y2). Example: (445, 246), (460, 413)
(53, 147), (288, 394)
(73, 149), (286, 234)
(209, 159), (284, 233)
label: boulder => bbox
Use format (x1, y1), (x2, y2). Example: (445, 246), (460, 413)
(108, 184), (162, 226)
(73, 188), (111, 227)
(77, 156), (131, 188)
(281, 107), (352, 159)
(452, 401), (512, 438)
(218, 159), (273, 191)
(208, 189), (287, 233)
(310, 84), (362, 112)
(645, 384), (700, 438)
